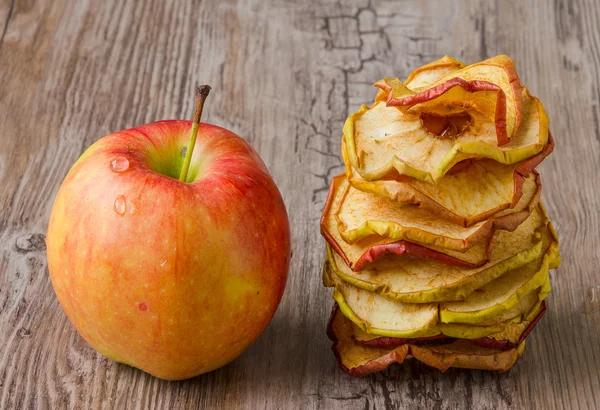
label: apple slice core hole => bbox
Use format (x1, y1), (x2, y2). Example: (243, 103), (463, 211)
(420, 112), (472, 139)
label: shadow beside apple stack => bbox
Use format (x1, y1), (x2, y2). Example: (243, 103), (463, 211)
(319, 55), (559, 376)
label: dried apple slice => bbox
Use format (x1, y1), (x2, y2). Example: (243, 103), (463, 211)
(438, 314), (525, 339)
(343, 135), (554, 226)
(409, 340), (525, 373)
(370, 55), (468, 107)
(467, 288), (542, 327)
(439, 229), (559, 324)
(322, 176), (546, 273)
(326, 305), (410, 376)
(353, 302), (546, 350)
(327, 306), (525, 376)
(325, 240), (540, 303)
(404, 55), (467, 90)
(325, 208), (547, 302)
(468, 302), (546, 350)
(324, 266), (548, 339)
(322, 175), (541, 268)
(344, 77), (548, 182)
(325, 271), (440, 338)
(353, 333), (448, 349)
(335, 175), (539, 249)
(383, 55), (523, 145)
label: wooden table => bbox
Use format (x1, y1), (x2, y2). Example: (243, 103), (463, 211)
(1, 0), (599, 408)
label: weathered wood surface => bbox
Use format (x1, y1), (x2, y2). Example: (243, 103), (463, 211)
(1, 0), (599, 408)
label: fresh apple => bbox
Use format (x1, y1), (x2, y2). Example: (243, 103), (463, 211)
(46, 86), (291, 380)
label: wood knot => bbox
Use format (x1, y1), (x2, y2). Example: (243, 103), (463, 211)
(15, 234), (47, 253)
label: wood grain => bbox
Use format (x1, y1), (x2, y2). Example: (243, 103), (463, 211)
(1, 0), (599, 408)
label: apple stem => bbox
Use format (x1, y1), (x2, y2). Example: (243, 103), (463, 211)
(179, 85), (211, 182)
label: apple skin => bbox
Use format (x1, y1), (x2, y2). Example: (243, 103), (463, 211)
(46, 120), (291, 380)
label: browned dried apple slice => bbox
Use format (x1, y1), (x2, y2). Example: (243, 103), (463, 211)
(403, 55), (466, 90)
(344, 57), (548, 183)
(335, 176), (539, 249)
(409, 340), (525, 373)
(324, 207), (550, 303)
(343, 135), (554, 226)
(321, 174), (541, 270)
(382, 55), (523, 145)
(327, 306), (525, 376)
(439, 227), (558, 323)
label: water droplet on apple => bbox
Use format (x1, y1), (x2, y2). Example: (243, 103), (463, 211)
(114, 196), (127, 215)
(110, 156), (130, 173)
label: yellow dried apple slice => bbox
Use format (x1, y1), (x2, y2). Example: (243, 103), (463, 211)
(466, 287), (542, 327)
(438, 315), (525, 339)
(439, 228), (559, 324)
(470, 302), (546, 349)
(383, 55), (523, 144)
(327, 306), (525, 376)
(437, 287), (546, 339)
(344, 79), (548, 183)
(344, 135), (554, 226)
(324, 266), (548, 339)
(404, 55), (467, 90)
(333, 174), (540, 251)
(325, 207), (546, 303)
(352, 302), (546, 350)
(321, 176), (545, 271)
(326, 272), (440, 338)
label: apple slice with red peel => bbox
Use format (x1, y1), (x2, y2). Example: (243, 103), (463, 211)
(321, 174), (542, 271)
(344, 134), (554, 227)
(321, 177), (505, 271)
(322, 187), (546, 277)
(404, 55), (467, 90)
(353, 334), (449, 349)
(327, 306), (525, 376)
(469, 302), (546, 350)
(380, 55), (522, 146)
(344, 80), (548, 183)
(323, 226), (556, 339)
(323, 262), (549, 339)
(326, 307), (410, 377)
(439, 228), (558, 324)
(374, 55), (465, 110)
(322, 209), (548, 304)
(351, 302), (546, 351)
(335, 174), (539, 249)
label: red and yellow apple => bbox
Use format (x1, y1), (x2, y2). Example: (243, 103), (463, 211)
(46, 114), (290, 380)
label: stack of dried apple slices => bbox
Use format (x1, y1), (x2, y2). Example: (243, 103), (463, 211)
(320, 55), (559, 376)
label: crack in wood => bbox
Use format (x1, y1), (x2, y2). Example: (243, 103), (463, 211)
(0, 0), (15, 54)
